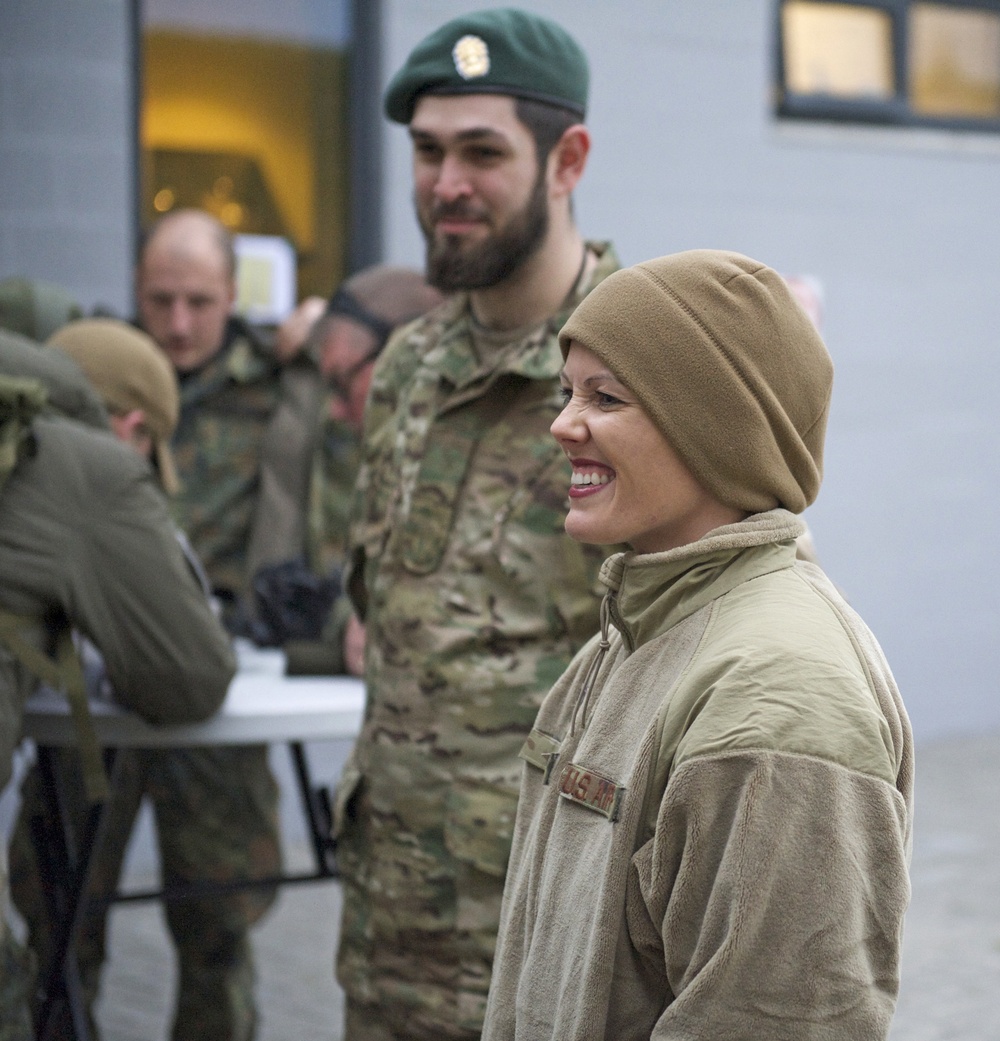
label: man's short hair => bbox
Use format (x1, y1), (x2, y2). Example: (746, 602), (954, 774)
(514, 96), (581, 164)
(138, 210), (238, 280)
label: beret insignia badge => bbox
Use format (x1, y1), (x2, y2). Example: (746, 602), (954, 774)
(452, 34), (490, 79)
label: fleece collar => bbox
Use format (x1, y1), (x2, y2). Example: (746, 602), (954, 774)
(599, 509), (805, 652)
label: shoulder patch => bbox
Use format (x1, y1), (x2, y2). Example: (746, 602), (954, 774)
(518, 727), (562, 784)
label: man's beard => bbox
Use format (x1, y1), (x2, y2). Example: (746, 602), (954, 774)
(419, 171), (549, 293)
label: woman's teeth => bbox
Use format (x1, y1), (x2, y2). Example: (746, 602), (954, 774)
(571, 471), (611, 486)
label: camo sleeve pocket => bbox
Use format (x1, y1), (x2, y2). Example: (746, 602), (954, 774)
(444, 776), (519, 879)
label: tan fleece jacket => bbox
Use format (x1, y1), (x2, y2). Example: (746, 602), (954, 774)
(482, 510), (913, 1041)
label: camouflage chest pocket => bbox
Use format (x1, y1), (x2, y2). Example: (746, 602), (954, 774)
(489, 439), (571, 551)
(397, 375), (526, 576)
(398, 413), (479, 575)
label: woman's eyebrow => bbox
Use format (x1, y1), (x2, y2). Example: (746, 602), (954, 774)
(558, 369), (620, 386)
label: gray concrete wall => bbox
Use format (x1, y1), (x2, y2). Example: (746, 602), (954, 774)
(0, 0), (135, 315)
(381, 0), (1000, 743)
(2, 0), (995, 743)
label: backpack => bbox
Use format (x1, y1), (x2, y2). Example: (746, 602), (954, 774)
(0, 374), (108, 801)
(0, 373), (46, 492)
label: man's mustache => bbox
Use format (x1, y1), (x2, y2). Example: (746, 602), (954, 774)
(429, 201), (490, 223)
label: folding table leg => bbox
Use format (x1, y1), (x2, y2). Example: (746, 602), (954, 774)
(288, 741), (338, 876)
(31, 746), (116, 1041)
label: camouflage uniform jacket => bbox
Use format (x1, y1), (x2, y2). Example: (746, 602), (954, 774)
(171, 317), (282, 614)
(337, 242), (619, 1037)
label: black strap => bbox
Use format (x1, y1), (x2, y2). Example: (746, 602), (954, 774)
(325, 288), (394, 349)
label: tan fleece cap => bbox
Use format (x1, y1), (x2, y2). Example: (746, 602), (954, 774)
(559, 250), (833, 514)
(47, 318), (182, 494)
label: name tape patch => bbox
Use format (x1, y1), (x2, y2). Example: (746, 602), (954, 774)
(558, 762), (624, 821)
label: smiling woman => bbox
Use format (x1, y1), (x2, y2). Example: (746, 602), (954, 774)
(483, 249), (914, 1041)
(553, 347), (745, 553)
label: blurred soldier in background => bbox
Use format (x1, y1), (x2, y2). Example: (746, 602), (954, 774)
(126, 210), (295, 1041)
(278, 265), (444, 678)
(0, 325), (234, 1037)
(9, 317), (241, 1038)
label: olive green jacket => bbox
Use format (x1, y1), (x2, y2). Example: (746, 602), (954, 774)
(484, 510), (913, 1041)
(0, 332), (235, 796)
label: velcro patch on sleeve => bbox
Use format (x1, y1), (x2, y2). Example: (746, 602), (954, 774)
(518, 727), (562, 784)
(558, 762), (624, 821)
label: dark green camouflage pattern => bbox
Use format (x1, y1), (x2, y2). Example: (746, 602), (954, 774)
(336, 243), (619, 1039)
(171, 319), (282, 612)
(277, 406), (363, 674)
(142, 318), (281, 1040)
(147, 745), (278, 1041)
(307, 410), (362, 577)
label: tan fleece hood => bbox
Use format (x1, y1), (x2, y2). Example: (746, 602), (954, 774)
(559, 249), (833, 514)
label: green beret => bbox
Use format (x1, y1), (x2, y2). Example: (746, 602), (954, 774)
(384, 7), (588, 124)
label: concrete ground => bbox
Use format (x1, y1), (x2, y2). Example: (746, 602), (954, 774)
(886, 729), (1000, 1041)
(93, 739), (349, 1041)
(96, 852), (344, 1041)
(81, 729), (1000, 1039)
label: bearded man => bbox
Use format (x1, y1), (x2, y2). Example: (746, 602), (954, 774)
(334, 9), (620, 1040)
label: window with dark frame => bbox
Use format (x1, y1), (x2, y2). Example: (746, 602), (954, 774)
(776, 0), (1000, 130)
(138, 1), (355, 303)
